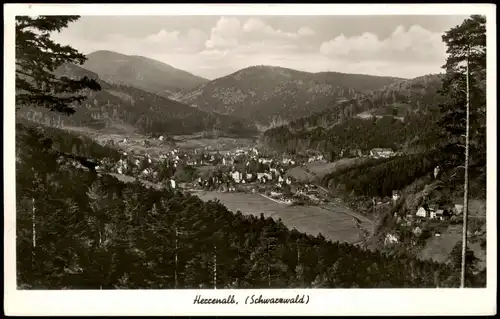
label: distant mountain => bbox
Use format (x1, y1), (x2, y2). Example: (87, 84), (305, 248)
(262, 74), (447, 156)
(172, 65), (403, 126)
(16, 63), (257, 138)
(82, 50), (208, 98)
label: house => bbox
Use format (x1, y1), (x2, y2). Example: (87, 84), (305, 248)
(454, 204), (464, 215)
(278, 176), (284, 183)
(370, 148), (394, 158)
(270, 191), (282, 197)
(384, 233), (399, 245)
(257, 172), (272, 181)
(285, 177), (292, 185)
(231, 171), (242, 183)
(246, 173), (254, 181)
(416, 207), (428, 218)
(433, 165), (441, 179)
(413, 227), (422, 236)
(435, 209), (447, 220)
(159, 135), (164, 141)
(392, 190), (402, 202)
(170, 179), (176, 189)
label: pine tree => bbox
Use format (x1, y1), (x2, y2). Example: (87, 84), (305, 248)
(438, 15), (486, 288)
(15, 16), (101, 114)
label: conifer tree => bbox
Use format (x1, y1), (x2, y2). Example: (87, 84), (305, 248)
(15, 16), (101, 114)
(438, 15), (486, 287)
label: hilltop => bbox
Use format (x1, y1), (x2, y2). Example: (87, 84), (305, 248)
(262, 74), (447, 156)
(172, 65), (402, 127)
(16, 63), (257, 138)
(82, 50), (209, 98)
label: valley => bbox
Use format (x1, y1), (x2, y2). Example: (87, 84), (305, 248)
(13, 14), (488, 290)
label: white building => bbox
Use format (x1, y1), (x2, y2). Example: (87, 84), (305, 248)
(392, 190), (402, 202)
(384, 233), (399, 245)
(370, 148), (394, 158)
(454, 204), (464, 215)
(257, 172), (272, 181)
(433, 165), (441, 179)
(416, 207), (428, 218)
(413, 227), (422, 236)
(170, 179), (176, 189)
(231, 171), (242, 183)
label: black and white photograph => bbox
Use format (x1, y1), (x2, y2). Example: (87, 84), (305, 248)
(4, 3), (496, 316)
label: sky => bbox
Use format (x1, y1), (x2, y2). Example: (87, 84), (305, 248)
(51, 15), (469, 80)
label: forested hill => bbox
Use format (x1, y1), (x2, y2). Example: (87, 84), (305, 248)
(83, 50), (209, 98)
(16, 63), (258, 138)
(262, 74), (446, 156)
(172, 65), (402, 127)
(16, 123), (485, 289)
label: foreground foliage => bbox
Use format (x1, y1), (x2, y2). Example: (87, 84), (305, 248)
(16, 125), (485, 289)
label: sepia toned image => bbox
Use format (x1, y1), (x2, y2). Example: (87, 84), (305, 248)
(10, 7), (491, 296)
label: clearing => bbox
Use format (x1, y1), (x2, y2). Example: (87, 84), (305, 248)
(193, 191), (368, 244)
(286, 157), (372, 182)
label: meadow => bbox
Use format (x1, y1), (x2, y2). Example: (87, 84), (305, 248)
(194, 191), (366, 244)
(285, 157), (372, 182)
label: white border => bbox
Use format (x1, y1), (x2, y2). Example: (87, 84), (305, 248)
(3, 3), (497, 316)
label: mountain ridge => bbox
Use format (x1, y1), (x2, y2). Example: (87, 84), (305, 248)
(172, 65), (404, 126)
(16, 63), (257, 138)
(82, 50), (209, 98)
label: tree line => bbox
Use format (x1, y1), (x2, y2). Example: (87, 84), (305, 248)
(16, 125), (486, 288)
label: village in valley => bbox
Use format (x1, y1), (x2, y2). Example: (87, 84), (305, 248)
(84, 133), (472, 247)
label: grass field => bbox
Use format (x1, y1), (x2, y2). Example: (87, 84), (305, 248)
(418, 224), (462, 264)
(193, 191), (365, 244)
(286, 157), (372, 182)
(174, 136), (255, 152)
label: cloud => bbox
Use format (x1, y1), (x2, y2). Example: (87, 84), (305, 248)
(205, 16), (317, 51)
(143, 28), (207, 53)
(319, 24), (446, 63)
(50, 17), (450, 80)
(298, 27), (315, 36)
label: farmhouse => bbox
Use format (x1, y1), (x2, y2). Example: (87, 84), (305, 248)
(392, 190), (402, 202)
(231, 171), (243, 183)
(454, 204), (464, 215)
(257, 172), (272, 182)
(384, 233), (399, 245)
(416, 207), (428, 218)
(413, 227), (422, 236)
(370, 148), (394, 158)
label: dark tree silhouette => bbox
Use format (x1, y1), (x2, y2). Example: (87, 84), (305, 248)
(15, 15), (101, 114)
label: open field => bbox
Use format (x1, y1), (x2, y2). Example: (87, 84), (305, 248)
(193, 191), (367, 244)
(418, 224), (462, 264)
(174, 136), (256, 152)
(286, 157), (372, 182)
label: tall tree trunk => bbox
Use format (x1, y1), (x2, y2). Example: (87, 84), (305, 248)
(175, 227), (178, 289)
(213, 244), (217, 290)
(32, 197), (36, 278)
(461, 46), (470, 288)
